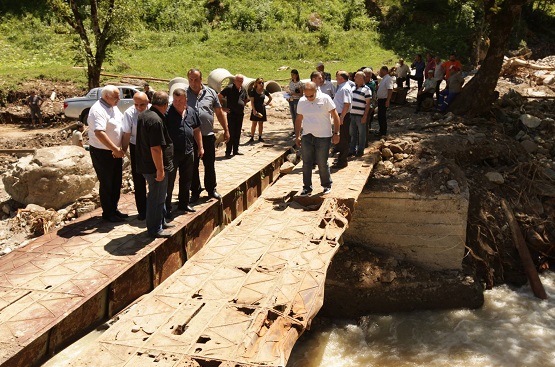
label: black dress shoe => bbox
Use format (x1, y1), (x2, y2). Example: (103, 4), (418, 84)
(103, 215), (124, 223)
(115, 210), (129, 218)
(225, 154), (232, 159)
(209, 190), (222, 199)
(178, 204), (196, 213)
(234, 152), (244, 155)
(190, 193), (200, 203)
(331, 162), (348, 169)
(137, 213), (146, 221)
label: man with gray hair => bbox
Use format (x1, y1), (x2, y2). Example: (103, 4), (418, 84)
(295, 81), (340, 197)
(136, 91), (174, 238)
(88, 85), (127, 223)
(122, 92), (150, 220)
(332, 70), (352, 169)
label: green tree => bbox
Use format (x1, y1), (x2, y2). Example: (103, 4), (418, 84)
(449, 0), (531, 116)
(47, 0), (137, 89)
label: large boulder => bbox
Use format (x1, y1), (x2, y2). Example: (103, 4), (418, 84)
(2, 146), (96, 210)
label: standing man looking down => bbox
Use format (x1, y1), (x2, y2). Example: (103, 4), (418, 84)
(350, 71), (371, 156)
(295, 81), (340, 197)
(27, 90), (43, 127)
(72, 122), (85, 148)
(187, 68), (230, 202)
(165, 88), (203, 217)
(87, 85), (127, 223)
(136, 91), (174, 238)
(376, 66), (394, 138)
(218, 74), (247, 158)
(122, 92), (150, 220)
(332, 70), (352, 169)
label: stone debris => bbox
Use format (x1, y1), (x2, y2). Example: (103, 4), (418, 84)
(485, 172), (505, 184)
(520, 113), (542, 129)
(279, 161), (295, 174)
(2, 146), (97, 210)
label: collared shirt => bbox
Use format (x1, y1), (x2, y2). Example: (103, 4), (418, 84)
(411, 60), (425, 78)
(136, 107), (174, 174)
(422, 78), (436, 93)
(122, 105), (142, 145)
(320, 80), (335, 99)
(71, 130), (83, 146)
(377, 74), (394, 99)
(187, 86), (221, 136)
(333, 81), (352, 114)
(396, 64), (410, 78)
(297, 93), (336, 138)
(447, 71), (465, 93)
(166, 105), (200, 155)
(87, 98), (123, 150)
(425, 59), (436, 79)
(351, 84), (371, 116)
(442, 60), (463, 80)
(220, 84), (247, 114)
(434, 64), (444, 82)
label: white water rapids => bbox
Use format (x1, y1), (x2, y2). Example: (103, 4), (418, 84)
(287, 272), (555, 367)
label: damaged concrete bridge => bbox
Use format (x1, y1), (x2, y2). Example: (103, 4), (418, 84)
(64, 151), (378, 367)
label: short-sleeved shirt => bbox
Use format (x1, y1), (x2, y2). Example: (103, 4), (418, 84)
(442, 60), (462, 80)
(297, 93), (336, 138)
(249, 89), (270, 113)
(351, 85), (371, 116)
(122, 105), (141, 145)
(377, 74), (394, 99)
(396, 64), (410, 78)
(136, 107), (174, 174)
(320, 80), (335, 98)
(220, 84), (247, 115)
(166, 105), (200, 155)
(288, 81), (303, 100)
(333, 82), (352, 114)
(27, 95), (42, 108)
(187, 86), (221, 136)
(71, 130), (83, 146)
(87, 99), (124, 150)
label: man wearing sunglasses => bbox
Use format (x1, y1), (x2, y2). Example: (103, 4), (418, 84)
(294, 82), (340, 197)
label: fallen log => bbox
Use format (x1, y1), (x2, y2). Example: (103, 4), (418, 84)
(501, 198), (548, 299)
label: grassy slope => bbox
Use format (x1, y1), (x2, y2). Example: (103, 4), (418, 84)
(0, 17), (397, 92)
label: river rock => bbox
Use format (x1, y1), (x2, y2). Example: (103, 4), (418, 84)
(485, 171), (504, 184)
(2, 146), (96, 210)
(280, 162), (295, 174)
(521, 139), (538, 153)
(388, 144), (403, 154)
(520, 114), (541, 129)
(382, 147), (393, 159)
(446, 180), (460, 193)
(543, 75), (554, 85)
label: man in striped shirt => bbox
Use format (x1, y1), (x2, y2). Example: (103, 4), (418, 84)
(350, 72), (371, 157)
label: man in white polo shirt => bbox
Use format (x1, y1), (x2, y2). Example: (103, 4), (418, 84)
(87, 85), (127, 223)
(295, 81), (340, 197)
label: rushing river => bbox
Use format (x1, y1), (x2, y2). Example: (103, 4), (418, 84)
(286, 272), (555, 367)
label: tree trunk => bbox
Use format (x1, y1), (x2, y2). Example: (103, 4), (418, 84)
(448, 0), (530, 116)
(87, 62), (101, 90)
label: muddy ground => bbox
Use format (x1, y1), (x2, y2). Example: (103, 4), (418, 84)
(1, 67), (554, 290)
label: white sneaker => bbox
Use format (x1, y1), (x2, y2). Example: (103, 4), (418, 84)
(323, 186), (332, 194)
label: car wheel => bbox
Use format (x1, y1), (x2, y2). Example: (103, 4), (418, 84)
(80, 109), (90, 125)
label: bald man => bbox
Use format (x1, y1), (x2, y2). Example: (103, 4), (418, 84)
(88, 85), (127, 222)
(122, 92), (150, 220)
(218, 74), (248, 158)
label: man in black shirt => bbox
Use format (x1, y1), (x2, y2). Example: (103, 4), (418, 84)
(165, 88), (204, 217)
(136, 91), (174, 238)
(218, 74), (247, 158)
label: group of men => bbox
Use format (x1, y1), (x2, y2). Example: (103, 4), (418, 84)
(87, 68), (229, 238)
(293, 63), (394, 197)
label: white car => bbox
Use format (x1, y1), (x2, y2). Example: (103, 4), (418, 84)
(63, 85), (142, 124)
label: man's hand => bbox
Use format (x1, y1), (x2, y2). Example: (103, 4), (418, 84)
(332, 135), (340, 145)
(112, 147), (124, 158)
(222, 107), (230, 113)
(155, 169), (165, 182)
(224, 130), (230, 143)
(385, 100), (390, 108)
(198, 147), (204, 158)
(339, 116), (344, 125)
(295, 136), (301, 148)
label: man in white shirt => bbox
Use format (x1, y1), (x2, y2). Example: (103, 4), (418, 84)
(332, 71), (352, 169)
(87, 85), (127, 222)
(71, 122), (85, 148)
(395, 58), (410, 89)
(376, 66), (394, 137)
(122, 92), (150, 220)
(295, 82), (340, 197)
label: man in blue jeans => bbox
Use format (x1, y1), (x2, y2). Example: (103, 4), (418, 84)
(136, 91), (175, 238)
(295, 81), (340, 197)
